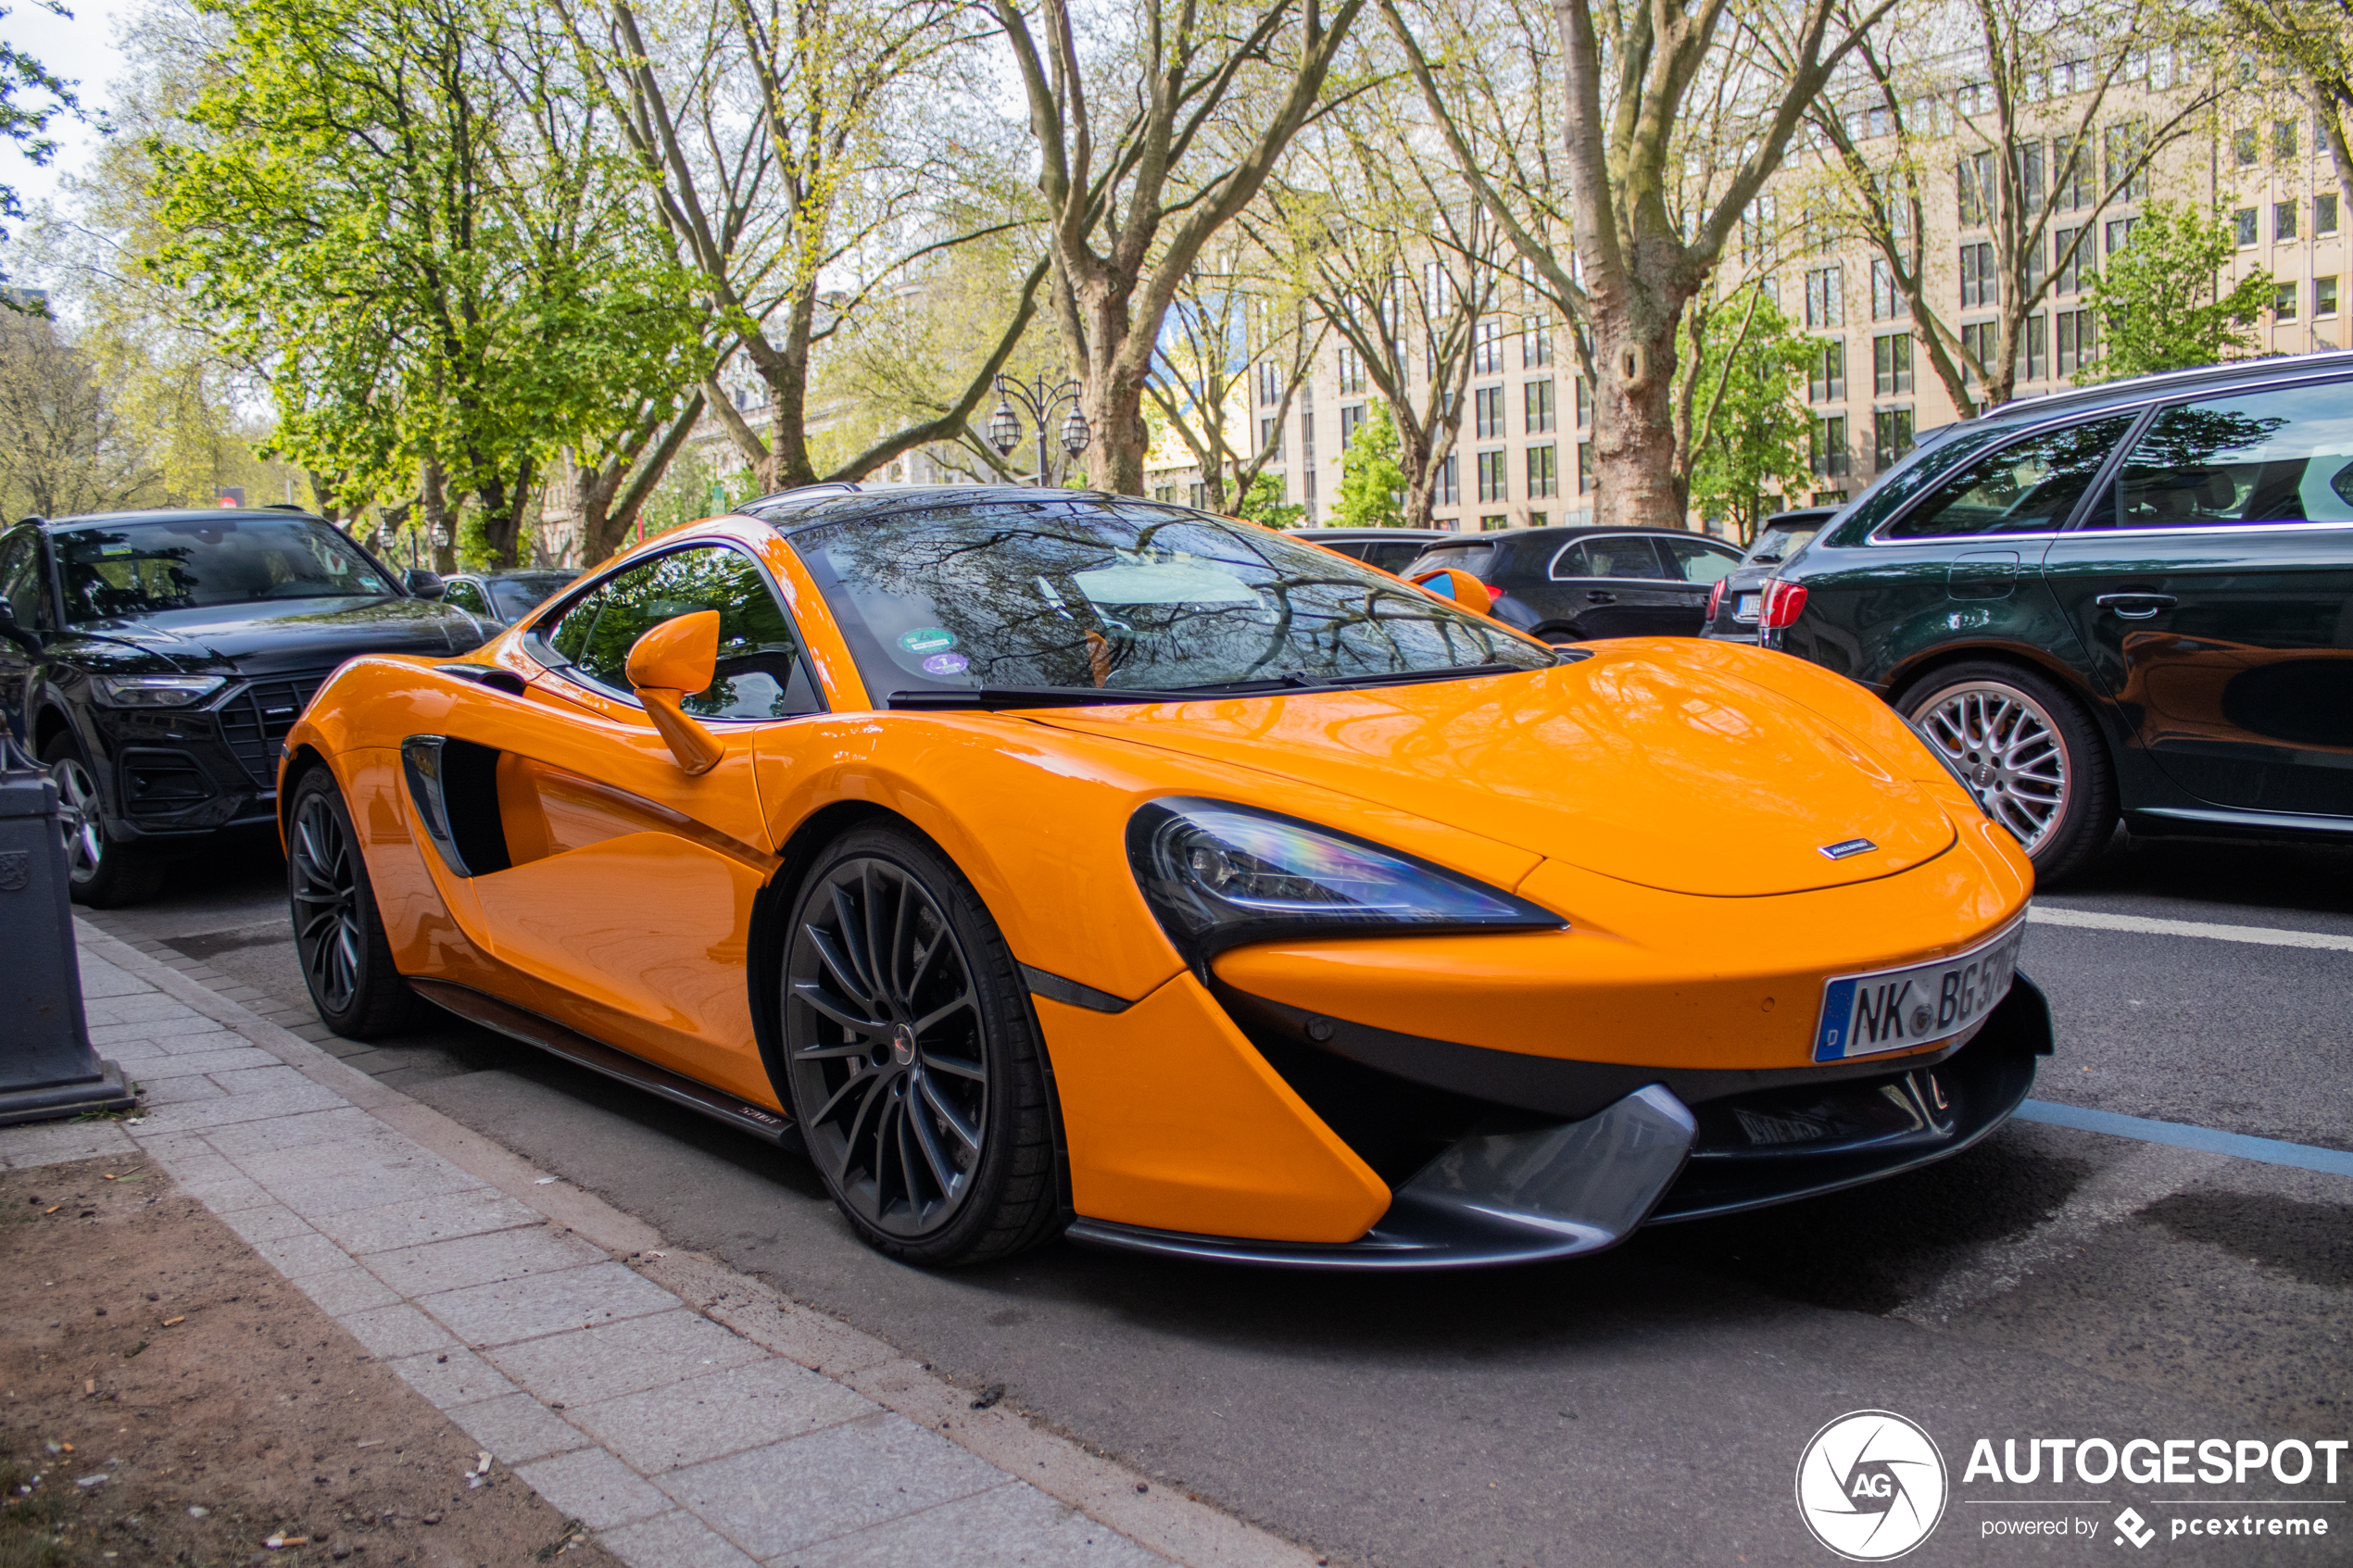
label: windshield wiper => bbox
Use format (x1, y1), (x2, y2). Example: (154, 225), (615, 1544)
(887, 686), (1213, 710)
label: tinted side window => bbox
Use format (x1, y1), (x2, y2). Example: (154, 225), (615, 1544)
(1662, 537), (1742, 583)
(1365, 542), (1427, 572)
(1403, 544), (1496, 580)
(1554, 538), (1667, 580)
(0, 533), (40, 629)
(2094, 379), (2353, 529)
(1881, 416), (2134, 539)
(544, 546), (822, 720)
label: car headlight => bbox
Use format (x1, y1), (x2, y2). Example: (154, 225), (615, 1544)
(91, 674), (227, 709)
(1126, 797), (1563, 966)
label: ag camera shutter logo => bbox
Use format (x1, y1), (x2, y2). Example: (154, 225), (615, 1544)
(1795, 1410), (1949, 1560)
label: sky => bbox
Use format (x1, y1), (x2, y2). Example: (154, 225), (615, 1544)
(5, 0), (132, 212)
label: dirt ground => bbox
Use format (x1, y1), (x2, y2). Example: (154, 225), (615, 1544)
(1, 1153), (626, 1568)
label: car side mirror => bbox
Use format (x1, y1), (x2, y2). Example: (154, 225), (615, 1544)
(405, 569), (446, 599)
(0, 598), (38, 656)
(1410, 568), (1500, 619)
(625, 610), (725, 775)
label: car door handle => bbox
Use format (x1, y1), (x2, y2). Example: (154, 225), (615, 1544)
(1586, 591), (1616, 603)
(2095, 592), (2178, 620)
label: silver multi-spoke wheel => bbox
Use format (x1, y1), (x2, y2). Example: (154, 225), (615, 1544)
(290, 789), (364, 1016)
(49, 755), (105, 884)
(1909, 680), (2070, 850)
(785, 855), (989, 1241)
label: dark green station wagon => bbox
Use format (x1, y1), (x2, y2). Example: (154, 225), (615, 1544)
(1766, 353), (2353, 882)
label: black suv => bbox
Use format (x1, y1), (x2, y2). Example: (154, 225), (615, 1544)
(0, 508), (489, 904)
(1402, 526), (1744, 642)
(439, 569), (579, 627)
(1769, 354), (2353, 882)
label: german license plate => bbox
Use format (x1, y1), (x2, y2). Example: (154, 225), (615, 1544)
(1733, 592), (1761, 622)
(1812, 918), (2026, 1061)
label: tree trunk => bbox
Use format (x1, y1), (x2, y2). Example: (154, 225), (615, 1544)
(420, 460), (458, 575)
(1586, 274), (1696, 529)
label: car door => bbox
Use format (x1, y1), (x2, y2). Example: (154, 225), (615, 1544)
(1547, 536), (1677, 638)
(0, 530), (42, 741)
(426, 542), (824, 1097)
(2040, 377), (2353, 818)
(1657, 536), (1746, 635)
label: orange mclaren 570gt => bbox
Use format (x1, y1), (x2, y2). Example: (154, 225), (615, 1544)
(280, 486), (2051, 1270)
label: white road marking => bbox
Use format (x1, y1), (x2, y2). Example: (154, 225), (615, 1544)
(2028, 905), (2353, 953)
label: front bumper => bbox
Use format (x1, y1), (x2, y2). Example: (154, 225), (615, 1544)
(82, 667), (342, 847)
(1065, 977), (2049, 1270)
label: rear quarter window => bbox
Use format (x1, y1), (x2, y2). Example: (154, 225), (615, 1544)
(1402, 544), (1496, 580)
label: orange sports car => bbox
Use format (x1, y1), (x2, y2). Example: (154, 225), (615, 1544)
(280, 487), (2050, 1270)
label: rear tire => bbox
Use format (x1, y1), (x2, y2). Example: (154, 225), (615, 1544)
(286, 766), (422, 1039)
(1898, 660), (2116, 886)
(778, 824), (1063, 1268)
(42, 734), (167, 908)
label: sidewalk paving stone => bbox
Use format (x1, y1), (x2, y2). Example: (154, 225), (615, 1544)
(484, 1311), (774, 1408)
(420, 1260), (678, 1347)
(384, 1346), (521, 1411)
(512, 1446), (673, 1530)
(567, 1356), (875, 1472)
(360, 1223), (608, 1297)
(787, 1481), (1169, 1568)
(444, 1389), (595, 1465)
(598, 1509), (763, 1568)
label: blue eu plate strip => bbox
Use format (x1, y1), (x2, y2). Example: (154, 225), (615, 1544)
(2015, 1100), (2353, 1178)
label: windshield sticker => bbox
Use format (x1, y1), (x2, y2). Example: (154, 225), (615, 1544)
(921, 652), (970, 676)
(899, 627), (957, 654)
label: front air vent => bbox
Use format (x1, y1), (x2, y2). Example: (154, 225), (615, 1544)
(119, 748), (217, 819)
(400, 735), (510, 877)
(215, 670), (338, 786)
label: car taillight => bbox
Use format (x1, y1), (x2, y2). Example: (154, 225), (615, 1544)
(1705, 579), (1727, 621)
(1486, 583), (1505, 604)
(1757, 579), (1809, 631)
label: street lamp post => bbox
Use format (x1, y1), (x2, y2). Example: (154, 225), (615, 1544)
(986, 373), (1091, 486)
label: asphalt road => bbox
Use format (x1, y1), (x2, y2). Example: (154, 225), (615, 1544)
(80, 828), (2353, 1567)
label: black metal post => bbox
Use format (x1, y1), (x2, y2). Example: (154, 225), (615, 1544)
(0, 733), (136, 1125)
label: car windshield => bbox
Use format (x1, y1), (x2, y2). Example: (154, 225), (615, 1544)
(490, 573), (575, 618)
(1744, 524), (1821, 564)
(789, 501), (1550, 699)
(57, 517), (397, 621)
(1399, 543), (1497, 581)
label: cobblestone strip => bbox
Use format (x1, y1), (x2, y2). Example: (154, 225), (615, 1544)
(0, 922), (1319, 1568)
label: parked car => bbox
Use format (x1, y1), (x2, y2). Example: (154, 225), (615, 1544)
(1401, 526), (1745, 642)
(439, 569), (579, 626)
(1699, 508), (1841, 645)
(1766, 352), (2353, 882)
(280, 485), (2048, 1271)
(0, 508), (487, 905)
(1286, 527), (1452, 574)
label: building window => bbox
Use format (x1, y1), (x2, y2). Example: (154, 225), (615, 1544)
(2018, 312), (2048, 382)
(2054, 227), (2086, 295)
(1254, 361), (1281, 406)
(1869, 258), (1906, 320)
(1959, 242), (1997, 307)
(1479, 515), (1510, 532)
(1873, 332), (1913, 395)
(2107, 216), (2137, 254)
(1524, 378), (1555, 434)
(2056, 308), (2097, 376)
(1153, 485), (1176, 502)
(1340, 403), (1366, 447)
(1957, 150), (1994, 226)
(1577, 442), (1594, 494)
(1189, 482), (1206, 509)
(2274, 282), (2298, 320)
(1574, 378), (1592, 428)
(2318, 276), (2341, 318)
(1473, 319), (1504, 375)
(1874, 408), (1914, 470)
(1527, 445), (1558, 498)
(2319, 194), (2340, 235)
(2235, 207), (2259, 247)
(1808, 339), (1846, 403)
(1805, 266), (1844, 328)
(1959, 320), (1998, 381)
(2013, 140), (2045, 212)
(1477, 449), (1508, 503)
(1474, 385), (1504, 439)
(1811, 415), (1850, 478)
(2055, 132), (2094, 210)
(1435, 454), (1459, 507)
(1258, 417), (1282, 459)
(2278, 201), (2300, 242)
(2276, 118), (2299, 160)
(1337, 346), (1366, 395)
(2233, 127), (2259, 166)
(1522, 317), (1553, 368)
(2106, 122), (2150, 197)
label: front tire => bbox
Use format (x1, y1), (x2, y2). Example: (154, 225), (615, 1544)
(42, 734), (167, 908)
(1900, 660), (2116, 885)
(779, 825), (1062, 1267)
(286, 766), (421, 1039)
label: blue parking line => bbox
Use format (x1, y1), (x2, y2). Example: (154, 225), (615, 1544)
(2015, 1100), (2353, 1177)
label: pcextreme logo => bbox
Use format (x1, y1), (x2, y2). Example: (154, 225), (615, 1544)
(1795, 1410), (1951, 1561)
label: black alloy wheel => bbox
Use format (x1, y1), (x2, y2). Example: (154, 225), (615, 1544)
(41, 733), (166, 907)
(286, 767), (420, 1038)
(780, 825), (1062, 1267)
